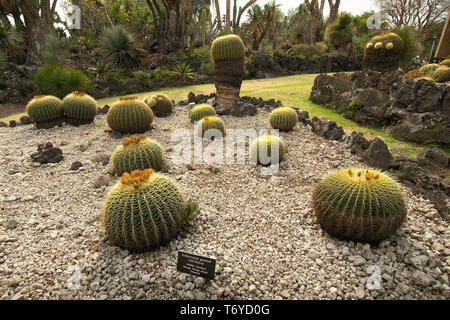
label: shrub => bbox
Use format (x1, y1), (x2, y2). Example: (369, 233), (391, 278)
(112, 135), (164, 175)
(101, 25), (144, 69)
(312, 168), (407, 242)
(286, 44), (327, 57)
(0, 17), (24, 58)
(42, 36), (70, 63)
(102, 169), (187, 251)
(34, 61), (94, 98)
(325, 12), (355, 49)
(390, 25), (422, 66)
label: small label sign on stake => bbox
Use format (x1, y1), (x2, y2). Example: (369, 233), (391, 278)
(177, 251), (216, 280)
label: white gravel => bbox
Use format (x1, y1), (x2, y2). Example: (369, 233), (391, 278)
(0, 104), (449, 300)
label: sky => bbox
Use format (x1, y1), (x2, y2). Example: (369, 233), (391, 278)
(216, 0), (380, 18)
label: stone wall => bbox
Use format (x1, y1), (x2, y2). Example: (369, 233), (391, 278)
(310, 71), (450, 145)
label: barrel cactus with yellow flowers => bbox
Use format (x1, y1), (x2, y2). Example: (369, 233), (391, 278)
(62, 91), (98, 126)
(312, 168), (407, 243)
(188, 104), (217, 123)
(363, 32), (404, 72)
(196, 116), (225, 138)
(269, 107), (298, 131)
(102, 169), (187, 252)
(107, 96), (154, 134)
(143, 93), (173, 117)
(250, 135), (287, 166)
(211, 34), (246, 114)
(26, 95), (64, 129)
(112, 135), (164, 175)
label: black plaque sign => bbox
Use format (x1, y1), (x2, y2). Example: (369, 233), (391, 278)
(177, 251), (216, 280)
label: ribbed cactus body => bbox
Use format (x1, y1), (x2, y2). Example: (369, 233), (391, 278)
(102, 169), (186, 252)
(188, 104), (217, 123)
(196, 116), (225, 138)
(26, 95), (64, 129)
(144, 93), (173, 117)
(433, 66), (450, 83)
(363, 32), (404, 72)
(112, 135), (164, 175)
(211, 35), (245, 113)
(107, 96), (154, 134)
(418, 64), (439, 77)
(439, 59), (450, 67)
(62, 91), (98, 126)
(269, 107), (298, 131)
(313, 168), (407, 243)
(250, 135), (286, 165)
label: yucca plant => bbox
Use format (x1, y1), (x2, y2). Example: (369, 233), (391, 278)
(0, 50), (8, 65)
(172, 63), (194, 80)
(325, 13), (355, 49)
(42, 36), (70, 63)
(101, 26), (144, 69)
(0, 17), (24, 61)
(34, 61), (94, 99)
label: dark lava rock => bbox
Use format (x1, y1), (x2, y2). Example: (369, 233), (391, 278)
(361, 138), (393, 170)
(311, 117), (345, 141)
(424, 148), (449, 169)
(0, 122), (7, 127)
(98, 105), (110, 115)
(70, 161), (83, 171)
(9, 120), (17, 127)
(19, 116), (32, 125)
(31, 142), (64, 164)
(232, 102), (257, 117)
(188, 92), (197, 103)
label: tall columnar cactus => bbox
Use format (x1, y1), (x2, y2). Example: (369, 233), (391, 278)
(102, 169), (187, 252)
(107, 96), (154, 134)
(363, 32), (404, 72)
(312, 168), (407, 243)
(250, 135), (287, 166)
(62, 91), (98, 126)
(196, 116), (226, 138)
(143, 93), (173, 117)
(269, 107), (298, 131)
(188, 104), (217, 123)
(26, 95), (64, 129)
(112, 135), (164, 175)
(211, 34), (246, 114)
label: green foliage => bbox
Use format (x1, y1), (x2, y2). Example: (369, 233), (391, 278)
(286, 44), (328, 57)
(101, 26), (144, 69)
(352, 33), (372, 57)
(0, 17), (24, 58)
(106, 96), (154, 133)
(132, 70), (152, 88)
(419, 63), (440, 77)
(62, 91), (98, 126)
(390, 25), (422, 66)
(313, 168), (407, 242)
(432, 66), (450, 83)
(26, 95), (64, 129)
(269, 107), (298, 131)
(188, 104), (217, 123)
(172, 63), (194, 80)
(0, 51), (7, 65)
(88, 60), (111, 79)
(34, 62), (94, 99)
(185, 199), (199, 226)
(250, 135), (287, 165)
(440, 59), (450, 67)
(112, 135), (164, 175)
(42, 36), (70, 63)
(325, 12), (355, 49)
(102, 169), (186, 251)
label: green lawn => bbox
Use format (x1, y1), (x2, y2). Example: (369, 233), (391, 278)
(0, 74), (426, 156)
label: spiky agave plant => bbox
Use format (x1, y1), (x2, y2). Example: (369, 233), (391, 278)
(101, 25), (144, 69)
(211, 34), (246, 114)
(107, 96), (154, 134)
(250, 135), (287, 166)
(188, 104), (217, 123)
(363, 32), (404, 72)
(111, 135), (164, 175)
(26, 95), (64, 129)
(269, 107), (298, 131)
(312, 168), (407, 243)
(102, 169), (187, 252)
(62, 91), (98, 126)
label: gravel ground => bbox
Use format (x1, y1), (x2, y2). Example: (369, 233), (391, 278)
(0, 103), (449, 300)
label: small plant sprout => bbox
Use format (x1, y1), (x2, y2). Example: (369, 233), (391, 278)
(185, 199), (199, 226)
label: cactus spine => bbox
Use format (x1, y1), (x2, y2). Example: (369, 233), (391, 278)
(26, 95), (64, 129)
(312, 168), (407, 243)
(144, 93), (173, 117)
(112, 135), (164, 175)
(363, 32), (404, 72)
(196, 116), (225, 138)
(107, 96), (154, 134)
(250, 135), (286, 166)
(188, 104), (217, 123)
(269, 107), (298, 131)
(102, 169), (187, 252)
(62, 91), (98, 126)
(211, 34), (245, 114)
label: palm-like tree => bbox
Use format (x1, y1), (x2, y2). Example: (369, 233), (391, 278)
(0, 16), (25, 59)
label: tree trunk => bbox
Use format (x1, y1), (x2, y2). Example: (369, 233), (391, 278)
(328, 0), (340, 25)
